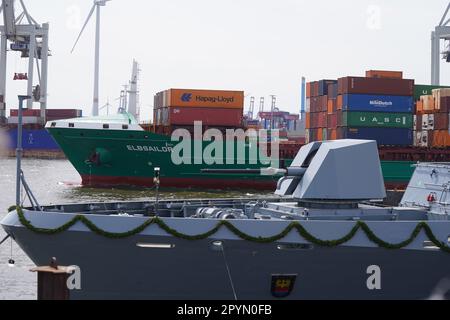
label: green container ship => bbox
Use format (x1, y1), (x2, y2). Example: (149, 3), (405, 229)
(43, 113), (450, 191)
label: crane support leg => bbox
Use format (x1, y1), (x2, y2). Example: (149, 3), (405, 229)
(26, 31), (35, 109)
(40, 23), (49, 123)
(431, 31), (440, 86)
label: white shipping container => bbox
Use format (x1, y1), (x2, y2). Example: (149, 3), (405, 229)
(414, 131), (429, 148)
(427, 114), (435, 130)
(8, 116), (41, 124)
(306, 98), (311, 113)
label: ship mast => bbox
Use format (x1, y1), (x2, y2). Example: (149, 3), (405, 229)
(127, 59), (139, 120)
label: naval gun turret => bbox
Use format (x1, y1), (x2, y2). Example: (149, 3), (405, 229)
(203, 139), (386, 204)
(274, 139), (386, 202)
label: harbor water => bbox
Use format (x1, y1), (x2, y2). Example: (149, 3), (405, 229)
(0, 158), (266, 300)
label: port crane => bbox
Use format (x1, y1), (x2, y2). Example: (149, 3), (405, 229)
(431, 1), (450, 85)
(0, 0), (49, 124)
(247, 96), (255, 119)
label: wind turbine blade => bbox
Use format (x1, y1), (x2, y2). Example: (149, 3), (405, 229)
(439, 3), (450, 26)
(70, 4), (96, 53)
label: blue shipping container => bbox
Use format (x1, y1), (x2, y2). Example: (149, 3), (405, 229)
(342, 127), (413, 146)
(342, 94), (413, 113)
(7, 129), (60, 150)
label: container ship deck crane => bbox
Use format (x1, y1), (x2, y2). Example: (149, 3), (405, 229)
(0, 0), (49, 124)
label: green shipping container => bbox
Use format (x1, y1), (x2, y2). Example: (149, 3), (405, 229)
(414, 84), (450, 101)
(342, 112), (413, 129)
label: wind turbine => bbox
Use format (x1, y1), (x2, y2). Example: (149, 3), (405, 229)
(71, 0), (111, 116)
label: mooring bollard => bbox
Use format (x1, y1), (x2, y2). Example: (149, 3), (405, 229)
(30, 257), (71, 300)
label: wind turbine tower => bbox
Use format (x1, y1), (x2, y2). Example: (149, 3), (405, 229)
(71, 0), (111, 116)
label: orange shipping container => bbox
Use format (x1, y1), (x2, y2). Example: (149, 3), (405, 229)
(317, 128), (323, 141)
(305, 113), (311, 129)
(306, 82), (312, 98)
(416, 100), (424, 114)
(365, 70), (403, 79)
(337, 95), (343, 110)
(166, 89), (244, 109)
(327, 99), (333, 114)
(421, 95), (435, 112)
(432, 130), (450, 147)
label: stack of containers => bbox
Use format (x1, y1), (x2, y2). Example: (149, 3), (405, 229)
(153, 89), (244, 131)
(306, 70), (415, 146)
(414, 88), (450, 147)
(305, 79), (337, 142)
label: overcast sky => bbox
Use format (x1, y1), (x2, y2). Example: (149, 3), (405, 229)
(3, 0), (450, 120)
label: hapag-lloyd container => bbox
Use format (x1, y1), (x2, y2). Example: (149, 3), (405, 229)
(341, 94), (414, 113)
(338, 77), (414, 96)
(341, 127), (413, 146)
(166, 89), (244, 109)
(341, 112), (413, 129)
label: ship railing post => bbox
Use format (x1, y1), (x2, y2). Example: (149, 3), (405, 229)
(154, 167), (161, 215)
(16, 95), (32, 206)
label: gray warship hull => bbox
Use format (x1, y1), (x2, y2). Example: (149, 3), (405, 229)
(2, 207), (450, 300)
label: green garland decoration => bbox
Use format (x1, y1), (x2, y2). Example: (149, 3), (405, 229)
(9, 206), (450, 253)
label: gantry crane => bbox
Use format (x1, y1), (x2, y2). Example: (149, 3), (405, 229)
(247, 96), (255, 119)
(0, 0), (49, 124)
(431, 2), (450, 85)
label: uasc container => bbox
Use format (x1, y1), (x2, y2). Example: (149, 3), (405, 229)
(341, 112), (413, 129)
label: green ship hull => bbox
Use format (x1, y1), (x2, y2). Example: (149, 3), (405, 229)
(46, 124), (415, 190)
